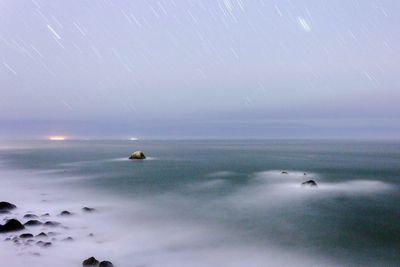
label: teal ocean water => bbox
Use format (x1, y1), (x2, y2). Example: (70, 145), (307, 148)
(0, 140), (399, 266)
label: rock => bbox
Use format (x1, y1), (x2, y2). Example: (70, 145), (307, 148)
(41, 213), (50, 217)
(129, 151), (146, 160)
(24, 220), (43, 226)
(36, 232), (47, 238)
(0, 201), (16, 212)
(36, 241), (52, 247)
(44, 221), (61, 227)
(23, 214), (38, 219)
(99, 261), (114, 267)
(62, 237), (74, 242)
(281, 171), (288, 174)
(82, 256), (100, 266)
(19, 233), (34, 239)
(59, 210), (72, 216)
(301, 180), (318, 187)
(82, 207), (96, 213)
(0, 219), (25, 232)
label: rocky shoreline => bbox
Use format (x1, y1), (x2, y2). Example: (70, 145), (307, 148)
(0, 201), (114, 267)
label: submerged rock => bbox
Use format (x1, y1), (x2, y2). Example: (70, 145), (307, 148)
(36, 232), (48, 238)
(281, 171), (288, 174)
(82, 207), (96, 213)
(59, 210), (72, 216)
(19, 233), (34, 239)
(0, 202), (16, 212)
(36, 241), (52, 247)
(83, 256), (100, 267)
(0, 219), (25, 232)
(41, 213), (50, 217)
(23, 214), (38, 219)
(129, 151), (146, 160)
(44, 221), (61, 227)
(24, 220), (43, 226)
(99, 261), (114, 267)
(62, 237), (74, 242)
(301, 180), (318, 187)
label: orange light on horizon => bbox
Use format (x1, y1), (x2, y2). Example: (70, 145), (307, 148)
(49, 136), (66, 141)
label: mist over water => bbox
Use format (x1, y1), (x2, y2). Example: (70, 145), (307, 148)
(0, 140), (400, 266)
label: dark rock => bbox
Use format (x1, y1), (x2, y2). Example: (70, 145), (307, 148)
(0, 201), (16, 211)
(62, 237), (74, 242)
(4, 237), (11, 241)
(41, 213), (50, 217)
(0, 219), (25, 233)
(281, 171), (288, 174)
(24, 220), (43, 226)
(23, 214), (38, 219)
(99, 261), (114, 267)
(59, 210), (72, 216)
(301, 180), (318, 187)
(19, 233), (34, 239)
(44, 221), (61, 227)
(82, 256), (100, 266)
(82, 207), (96, 213)
(88, 233), (94, 237)
(36, 232), (48, 238)
(129, 151), (146, 160)
(36, 241), (52, 247)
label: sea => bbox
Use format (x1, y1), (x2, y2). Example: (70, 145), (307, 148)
(0, 140), (399, 266)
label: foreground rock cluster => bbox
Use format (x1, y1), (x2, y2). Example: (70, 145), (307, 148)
(0, 200), (114, 266)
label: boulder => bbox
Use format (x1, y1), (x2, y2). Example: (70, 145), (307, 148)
(20, 233), (34, 239)
(82, 207), (96, 213)
(0, 219), (25, 232)
(0, 202), (16, 212)
(301, 180), (318, 187)
(44, 221), (61, 227)
(83, 257), (99, 267)
(281, 171), (288, 174)
(23, 214), (38, 219)
(36, 241), (52, 247)
(36, 232), (48, 238)
(59, 210), (72, 216)
(99, 261), (114, 267)
(24, 220), (43, 226)
(129, 151), (146, 160)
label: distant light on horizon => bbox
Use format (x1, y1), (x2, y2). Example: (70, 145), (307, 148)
(129, 137), (139, 141)
(49, 136), (66, 141)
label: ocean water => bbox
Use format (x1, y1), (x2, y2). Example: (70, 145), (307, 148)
(0, 140), (399, 266)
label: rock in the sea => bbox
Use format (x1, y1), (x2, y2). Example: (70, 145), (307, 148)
(82, 207), (96, 213)
(129, 151), (146, 160)
(99, 261), (114, 267)
(0, 202), (16, 212)
(0, 219), (25, 232)
(44, 221), (61, 227)
(82, 257), (100, 267)
(0, 201), (16, 210)
(36, 241), (52, 247)
(41, 213), (50, 217)
(62, 237), (74, 242)
(23, 214), (38, 219)
(24, 220), (43, 226)
(281, 171), (288, 174)
(301, 180), (318, 187)
(59, 210), (72, 216)
(36, 232), (48, 238)
(19, 233), (34, 239)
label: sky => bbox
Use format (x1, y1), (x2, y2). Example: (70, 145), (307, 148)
(0, 0), (399, 139)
